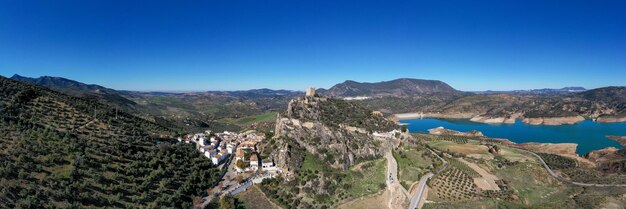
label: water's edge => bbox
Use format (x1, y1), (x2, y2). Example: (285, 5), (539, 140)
(400, 118), (626, 155)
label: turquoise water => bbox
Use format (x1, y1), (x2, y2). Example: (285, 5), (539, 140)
(400, 118), (626, 155)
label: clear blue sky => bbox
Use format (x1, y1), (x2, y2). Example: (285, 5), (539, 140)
(1, 0), (625, 91)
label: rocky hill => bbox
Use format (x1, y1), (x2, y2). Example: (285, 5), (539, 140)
(318, 78), (461, 97)
(271, 94), (398, 176)
(363, 86), (626, 125)
(0, 76), (220, 208)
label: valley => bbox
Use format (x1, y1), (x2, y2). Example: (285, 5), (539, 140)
(2, 75), (626, 209)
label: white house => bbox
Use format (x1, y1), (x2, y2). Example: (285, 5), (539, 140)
(198, 136), (208, 146)
(211, 154), (222, 165)
(211, 153), (228, 165)
(226, 142), (238, 154)
(262, 159), (274, 169)
(204, 150), (217, 159)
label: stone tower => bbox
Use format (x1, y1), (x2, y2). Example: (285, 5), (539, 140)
(305, 87), (316, 97)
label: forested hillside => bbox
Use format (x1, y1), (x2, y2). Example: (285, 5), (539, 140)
(0, 76), (220, 208)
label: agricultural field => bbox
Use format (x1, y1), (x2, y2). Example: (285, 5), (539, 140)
(447, 158), (481, 178)
(418, 133), (478, 144)
(393, 144), (436, 189)
(537, 153), (578, 169)
(237, 185), (282, 209)
(219, 112), (277, 127)
(428, 165), (478, 201)
(496, 146), (535, 162)
(338, 191), (387, 209)
(423, 199), (528, 209)
(561, 167), (626, 184)
(420, 131), (626, 208)
(427, 140), (492, 159)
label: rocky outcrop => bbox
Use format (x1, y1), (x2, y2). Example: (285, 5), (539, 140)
(274, 118), (386, 170)
(470, 113), (520, 124)
(271, 136), (304, 176)
(272, 95), (399, 178)
(586, 147), (620, 162)
(585, 147), (626, 173)
(521, 116), (585, 125)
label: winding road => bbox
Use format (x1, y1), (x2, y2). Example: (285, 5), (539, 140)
(508, 146), (626, 187)
(408, 173), (433, 209)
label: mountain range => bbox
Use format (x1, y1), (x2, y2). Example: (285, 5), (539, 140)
(471, 87), (587, 95)
(9, 74), (626, 127)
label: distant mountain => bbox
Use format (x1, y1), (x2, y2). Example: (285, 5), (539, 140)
(577, 86), (626, 104)
(11, 74), (137, 109)
(318, 78), (461, 97)
(472, 87), (587, 95)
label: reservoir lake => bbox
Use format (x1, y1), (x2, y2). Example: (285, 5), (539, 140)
(400, 118), (626, 155)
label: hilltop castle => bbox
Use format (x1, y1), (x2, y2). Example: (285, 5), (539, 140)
(306, 87), (316, 97)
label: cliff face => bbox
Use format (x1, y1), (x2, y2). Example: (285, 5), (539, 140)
(271, 95), (398, 178)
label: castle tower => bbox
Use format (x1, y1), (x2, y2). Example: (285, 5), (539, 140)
(306, 87), (316, 97)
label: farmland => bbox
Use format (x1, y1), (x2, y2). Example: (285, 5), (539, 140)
(393, 143), (436, 189)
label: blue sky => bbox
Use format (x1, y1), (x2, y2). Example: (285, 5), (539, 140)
(1, 0), (625, 91)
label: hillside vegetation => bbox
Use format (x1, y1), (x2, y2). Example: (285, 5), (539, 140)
(359, 87), (626, 120)
(0, 76), (220, 208)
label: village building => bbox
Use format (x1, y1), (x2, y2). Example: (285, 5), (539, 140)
(234, 148), (245, 161)
(226, 142), (238, 154)
(249, 154), (259, 170)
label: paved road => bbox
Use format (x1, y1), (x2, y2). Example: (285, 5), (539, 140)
(407, 148), (448, 209)
(408, 173), (434, 209)
(385, 151), (411, 209)
(199, 155), (235, 209)
(229, 181), (252, 195)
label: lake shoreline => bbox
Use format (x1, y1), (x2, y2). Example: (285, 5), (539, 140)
(400, 118), (626, 156)
(393, 112), (622, 126)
